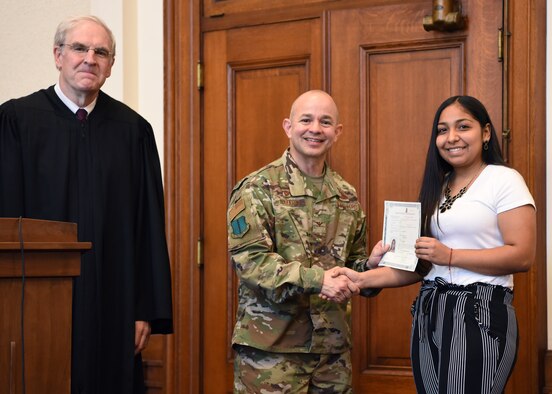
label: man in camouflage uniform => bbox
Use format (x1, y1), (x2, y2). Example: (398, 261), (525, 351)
(227, 90), (386, 393)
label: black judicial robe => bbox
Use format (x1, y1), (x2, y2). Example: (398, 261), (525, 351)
(0, 86), (173, 394)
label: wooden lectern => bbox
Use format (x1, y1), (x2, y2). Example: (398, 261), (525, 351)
(0, 218), (91, 394)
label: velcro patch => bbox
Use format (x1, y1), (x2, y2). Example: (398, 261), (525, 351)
(227, 194), (264, 250)
(230, 215), (250, 238)
(228, 198), (245, 220)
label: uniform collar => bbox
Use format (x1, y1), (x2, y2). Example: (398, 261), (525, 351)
(282, 149), (339, 199)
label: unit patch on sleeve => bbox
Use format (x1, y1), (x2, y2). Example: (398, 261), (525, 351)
(227, 193), (265, 251)
(229, 199), (249, 238)
(231, 214), (249, 238)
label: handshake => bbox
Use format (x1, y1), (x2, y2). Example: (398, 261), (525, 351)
(318, 240), (389, 302)
(319, 266), (363, 303)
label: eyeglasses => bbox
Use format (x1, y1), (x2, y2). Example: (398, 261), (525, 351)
(59, 43), (113, 59)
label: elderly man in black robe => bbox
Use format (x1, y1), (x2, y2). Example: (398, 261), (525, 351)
(0, 15), (173, 394)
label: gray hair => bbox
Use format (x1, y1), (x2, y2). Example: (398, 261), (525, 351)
(54, 15), (116, 57)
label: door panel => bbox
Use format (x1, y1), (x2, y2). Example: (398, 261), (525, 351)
(202, 0), (430, 21)
(202, 19), (322, 393)
(328, 1), (508, 392)
(204, 0), (323, 18)
(234, 65), (310, 178)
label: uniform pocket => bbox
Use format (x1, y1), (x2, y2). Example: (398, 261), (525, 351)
(329, 210), (356, 262)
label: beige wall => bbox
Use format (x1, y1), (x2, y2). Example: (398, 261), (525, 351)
(0, 1), (90, 101)
(0, 0), (164, 168)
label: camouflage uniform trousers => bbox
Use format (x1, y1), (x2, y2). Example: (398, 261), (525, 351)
(234, 345), (352, 394)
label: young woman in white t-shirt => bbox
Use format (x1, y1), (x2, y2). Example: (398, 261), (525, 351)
(330, 95), (536, 394)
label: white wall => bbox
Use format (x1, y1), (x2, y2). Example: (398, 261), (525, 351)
(0, 0), (164, 169)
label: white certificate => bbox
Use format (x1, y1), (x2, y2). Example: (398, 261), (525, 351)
(379, 201), (421, 272)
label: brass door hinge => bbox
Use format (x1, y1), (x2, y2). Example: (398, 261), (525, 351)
(498, 28), (503, 62)
(197, 238), (203, 267)
(498, 28), (512, 63)
(197, 62), (204, 90)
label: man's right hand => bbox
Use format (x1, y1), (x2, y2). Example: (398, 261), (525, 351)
(320, 267), (360, 303)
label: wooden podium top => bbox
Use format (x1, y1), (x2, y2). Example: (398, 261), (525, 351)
(0, 217), (91, 251)
(0, 218), (91, 278)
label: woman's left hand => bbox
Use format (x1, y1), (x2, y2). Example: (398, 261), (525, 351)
(415, 237), (450, 266)
(366, 240), (390, 269)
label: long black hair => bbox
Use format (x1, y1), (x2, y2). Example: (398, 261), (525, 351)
(418, 96), (506, 237)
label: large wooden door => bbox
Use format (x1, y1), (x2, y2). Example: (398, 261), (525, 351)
(328, 1), (506, 392)
(202, 19), (323, 393)
(199, 1), (524, 393)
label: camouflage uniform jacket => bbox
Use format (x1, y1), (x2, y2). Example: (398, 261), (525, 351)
(227, 149), (373, 354)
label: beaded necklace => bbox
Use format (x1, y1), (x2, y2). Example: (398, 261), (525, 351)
(439, 163), (486, 213)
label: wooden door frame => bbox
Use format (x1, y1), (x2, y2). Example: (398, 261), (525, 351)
(507, 0), (548, 393)
(163, 0), (202, 393)
(162, 0), (547, 393)
(507, 0), (547, 391)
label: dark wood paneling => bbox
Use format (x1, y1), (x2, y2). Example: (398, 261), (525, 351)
(143, 336), (165, 393)
(544, 350), (552, 393)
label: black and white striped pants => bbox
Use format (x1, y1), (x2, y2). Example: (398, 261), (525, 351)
(411, 277), (518, 394)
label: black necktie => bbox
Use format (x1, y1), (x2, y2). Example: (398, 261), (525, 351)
(76, 108), (88, 122)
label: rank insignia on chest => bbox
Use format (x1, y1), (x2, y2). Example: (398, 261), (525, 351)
(230, 215), (249, 238)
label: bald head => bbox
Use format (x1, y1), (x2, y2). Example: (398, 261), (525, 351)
(289, 90), (340, 123)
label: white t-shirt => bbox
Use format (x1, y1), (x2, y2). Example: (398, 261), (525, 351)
(425, 165), (535, 289)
